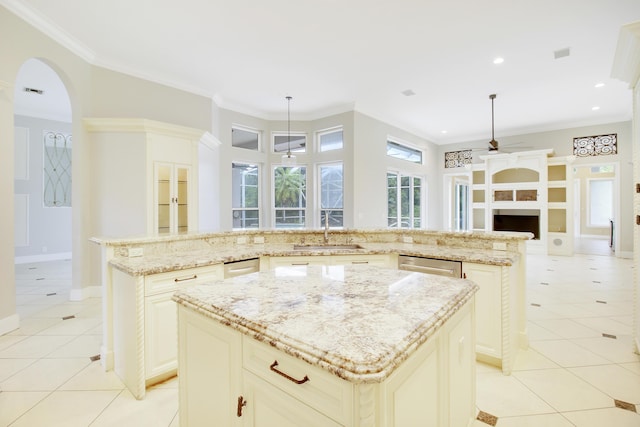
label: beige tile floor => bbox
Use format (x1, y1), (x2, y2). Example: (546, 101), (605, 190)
(1, 250), (639, 426)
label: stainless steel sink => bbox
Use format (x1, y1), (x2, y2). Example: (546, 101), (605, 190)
(293, 244), (363, 251)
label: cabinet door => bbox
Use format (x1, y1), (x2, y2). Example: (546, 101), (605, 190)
(447, 303), (475, 427)
(241, 371), (342, 427)
(156, 163), (172, 233)
(178, 306), (243, 427)
(155, 162), (191, 233)
(462, 263), (502, 360)
(145, 292), (178, 379)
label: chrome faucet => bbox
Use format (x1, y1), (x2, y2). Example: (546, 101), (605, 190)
(324, 211), (330, 244)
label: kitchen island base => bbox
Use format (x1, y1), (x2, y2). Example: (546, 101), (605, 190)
(177, 298), (475, 427)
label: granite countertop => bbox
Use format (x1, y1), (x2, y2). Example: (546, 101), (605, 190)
(110, 241), (520, 276)
(172, 264), (479, 383)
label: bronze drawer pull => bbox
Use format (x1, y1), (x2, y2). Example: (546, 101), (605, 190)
(269, 360), (310, 384)
(174, 274), (197, 283)
(237, 395), (247, 417)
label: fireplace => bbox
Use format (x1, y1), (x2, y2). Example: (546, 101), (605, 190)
(493, 210), (540, 239)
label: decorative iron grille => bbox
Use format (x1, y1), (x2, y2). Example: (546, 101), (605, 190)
(572, 134), (617, 157)
(444, 150), (472, 168)
(43, 131), (72, 207)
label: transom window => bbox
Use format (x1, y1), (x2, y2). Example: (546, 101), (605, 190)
(318, 128), (343, 152)
(273, 166), (307, 228)
(232, 163), (260, 229)
(273, 132), (307, 153)
(386, 139), (423, 164)
(387, 172), (423, 229)
(232, 126), (261, 151)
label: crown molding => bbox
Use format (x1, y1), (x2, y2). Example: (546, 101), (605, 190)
(612, 21), (640, 87)
(1, 0), (96, 63)
(83, 118), (206, 140)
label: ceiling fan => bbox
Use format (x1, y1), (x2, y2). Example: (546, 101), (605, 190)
(470, 94), (531, 155)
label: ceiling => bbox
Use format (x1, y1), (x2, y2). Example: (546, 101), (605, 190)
(6, 0), (640, 144)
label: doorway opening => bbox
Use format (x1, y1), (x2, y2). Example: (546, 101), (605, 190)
(573, 163), (617, 256)
(13, 58), (73, 264)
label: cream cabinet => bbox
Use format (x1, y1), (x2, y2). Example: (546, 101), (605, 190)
(85, 118), (203, 236)
(112, 264), (223, 399)
(177, 297), (475, 426)
(155, 163), (191, 233)
(268, 254), (394, 269)
(463, 261), (522, 374)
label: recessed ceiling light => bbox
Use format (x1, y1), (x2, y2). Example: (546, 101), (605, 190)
(594, 82), (605, 88)
(493, 57), (504, 64)
(401, 89), (416, 96)
(441, 130), (448, 134)
(592, 106), (600, 111)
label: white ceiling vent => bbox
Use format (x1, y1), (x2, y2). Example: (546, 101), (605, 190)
(553, 48), (571, 59)
(24, 87), (44, 94)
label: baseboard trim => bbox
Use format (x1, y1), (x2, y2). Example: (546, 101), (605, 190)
(616, 251), (633, 259)
(0, 313), (20, 336)
(15, 252), (72, 264)
(69, 285), (101, 301)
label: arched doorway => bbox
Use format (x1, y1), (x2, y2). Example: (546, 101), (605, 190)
(13, 58), (73, 280)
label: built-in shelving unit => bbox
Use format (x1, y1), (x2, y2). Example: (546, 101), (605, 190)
(468, 149), (574, 255)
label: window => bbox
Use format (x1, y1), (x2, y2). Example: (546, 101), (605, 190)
(318, 128), (343, 152)
(386, 139), (422, 164)
(387, 172), (423, 229)
(588, 178), (613, 227)
(232, 126), (260, 151)
(273, 132), (306, 153)
(454, 180), (469, 231)
(232, 163), (260, 228)
(319, 163), (343, 227)
(273, 166), (307, 228)
(43, 130), (72, 207)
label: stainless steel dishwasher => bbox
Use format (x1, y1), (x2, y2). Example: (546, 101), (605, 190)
(397, 255), (462, 278)
(223, 258), (260, 278)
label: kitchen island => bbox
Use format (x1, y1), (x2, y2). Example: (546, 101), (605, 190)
(173, 264), (479, 426)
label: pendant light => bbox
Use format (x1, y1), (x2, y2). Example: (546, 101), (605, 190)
(488, 93), (499, 153)
(281, 95), (296, 165)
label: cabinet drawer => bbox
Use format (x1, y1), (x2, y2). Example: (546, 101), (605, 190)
(242, 337), (352, 425)
(331, 254), (392, 267)
(144, 264), (223, 295)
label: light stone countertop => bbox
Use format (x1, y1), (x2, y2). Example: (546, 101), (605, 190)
(110, 241), (520, 276)
(172, 264), (479, 383)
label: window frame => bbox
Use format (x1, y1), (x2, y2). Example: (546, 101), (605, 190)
(317, 161), (344, 229)
(386, 137), (423, 164)
(231, 125), (262, 152)
(272, 131), (308, 154)
(317, 126), (344, 152)
(272, 164), (308, 229)
(387, 170), (425, 229)
(231, 162), (261, 229)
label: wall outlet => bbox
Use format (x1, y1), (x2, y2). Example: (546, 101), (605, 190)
(237, 236), (248, 244)
(128, 247), (144, 257)
(402, 236), (413, 244)
(492, 242), (507, 251)
(253, 236), (265, 244)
